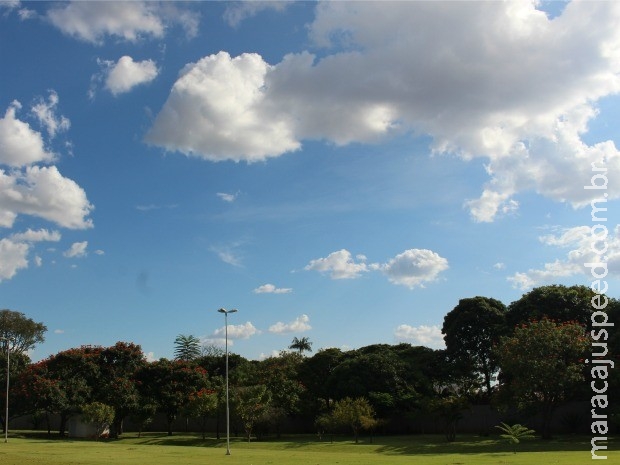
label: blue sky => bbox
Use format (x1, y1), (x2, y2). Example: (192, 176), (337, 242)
(1, 1), (619, 362)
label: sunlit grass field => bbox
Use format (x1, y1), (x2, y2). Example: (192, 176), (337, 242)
(0, 432), (615, 465)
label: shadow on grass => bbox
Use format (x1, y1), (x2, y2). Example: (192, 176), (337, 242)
(12, 430), (603, 456)
(372, 434), (595, 456)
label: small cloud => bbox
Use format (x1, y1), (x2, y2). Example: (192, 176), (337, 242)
(380, 249), (449, 289)
(64, 241), (88, 258)
(394, 324), (445, 349)
(145, 351), (157, 362)
(217, 191), (240, 202)
(94, 249), (104, 255)
(259, 350), (282, 360)
(254, 283), (292, 294)
(54, 329), (64, 334)
(211, 242), (244, 267)
(305, 249), (369, 279)
(493, 262), (505, 270)
(214, 321), (259, 340)
(101, 56), (159, 96)
(31, 90), (70, 138)
(269, 314), (311, 334)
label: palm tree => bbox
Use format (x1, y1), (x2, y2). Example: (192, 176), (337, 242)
(495, 423), (536, 453)
(173, 334), (201, 361)
(289, 336), (312, 355)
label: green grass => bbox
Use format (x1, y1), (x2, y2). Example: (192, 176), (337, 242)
(0, 432), (616, 465)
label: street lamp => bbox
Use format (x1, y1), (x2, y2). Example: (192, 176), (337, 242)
(0, 337), (10, 443)
(218, 308), (237, 455)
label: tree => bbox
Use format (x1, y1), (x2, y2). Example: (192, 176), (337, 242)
(506, 285), (597, 330)
(495, 319), (589, 439)
(233, 384), (272, 442)
(255, 351), (304, 438)
(442, 296), (507, 394)
(298, 348), (344, 411)
(16, 346), (102, 436)
(331, 397), (377, 444)
(0, 309), (47, 355)
(495, 422), (536, 453)
(184, 387), (217, 440)
(136, 359), (209, 436)
(289, 337), (312, 355)
(173, 334), (201, 361)
(96, 342), (146, 438)
(81, 402), (114, 440)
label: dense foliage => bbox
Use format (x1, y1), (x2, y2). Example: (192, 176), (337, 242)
(1, 284), (618, 440)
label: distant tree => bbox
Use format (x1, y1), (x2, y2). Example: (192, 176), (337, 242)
(201, 343), (225, 358)
(184, 387), (217, 440)
(495, 319), (589, 439)
(17, 346), (102, 436)
(289, 337), (312, 355)
(81, 402), (114, 440)
(174, 334), (201, 361)
(506, 285), (597, 330)
(442, 296), (507, 394)
(128, 401), (156, 438)
(0, 309), (47, 355)
(96, 342), (146, 438)
(298, 348), (344, 411)
(233, 384), (272, 442)
(331, 397), (377, 444)
(256, 351), (304, 437)
(136, 359), (209, 436)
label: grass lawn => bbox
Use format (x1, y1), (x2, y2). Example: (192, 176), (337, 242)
(0, 432), (615, 465)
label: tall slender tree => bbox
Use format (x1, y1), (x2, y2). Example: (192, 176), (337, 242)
(173, 334), (201, 361)
(289, 336), (312, 355)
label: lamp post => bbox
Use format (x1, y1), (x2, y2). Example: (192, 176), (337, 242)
(218, 308), (237, 455)
(0, 337), (10, 443)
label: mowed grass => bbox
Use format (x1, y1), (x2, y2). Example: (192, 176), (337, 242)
(0, 431), (616, 465)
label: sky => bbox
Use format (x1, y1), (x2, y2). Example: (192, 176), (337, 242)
(1, 0), (619, 363)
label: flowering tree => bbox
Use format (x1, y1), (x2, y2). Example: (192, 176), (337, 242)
(136, 359), (209, 436)
(495, 318), (589, 439)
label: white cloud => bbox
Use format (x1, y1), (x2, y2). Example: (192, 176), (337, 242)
(47, 1), (166, 44)
(64, 241), (88, 258)
(0, 101), (55, 167)
(0, 228), (61, 281)
(217, 191), (239, 203)
(254, 283), (292, 294)
(269, 314), (311, 334)
(258, 350), (282, 360)
(211, 242), (244, 267)
(394, 324), (445, 349)
(53, 329), (64, 334)
(214, 321), (259, 340)
(31, 91), (70, 138)
(147, 1), (620, 221)
(103, 56), (159, 96)
(508, 224), (620, 290)
(0, 97), (93, 233)
(223, 1), (291, 28)
(145, 51), (301, 162)
(0, 237), (29, 281)
(0, 165), (93, 229)
(10, 228), (61, 243)
(304, 249), (369, 279)
(380, 249), (449, 289)
(306, 247), (448, 288)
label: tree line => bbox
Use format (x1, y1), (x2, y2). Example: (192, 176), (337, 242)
(0, 284), (618, 441)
